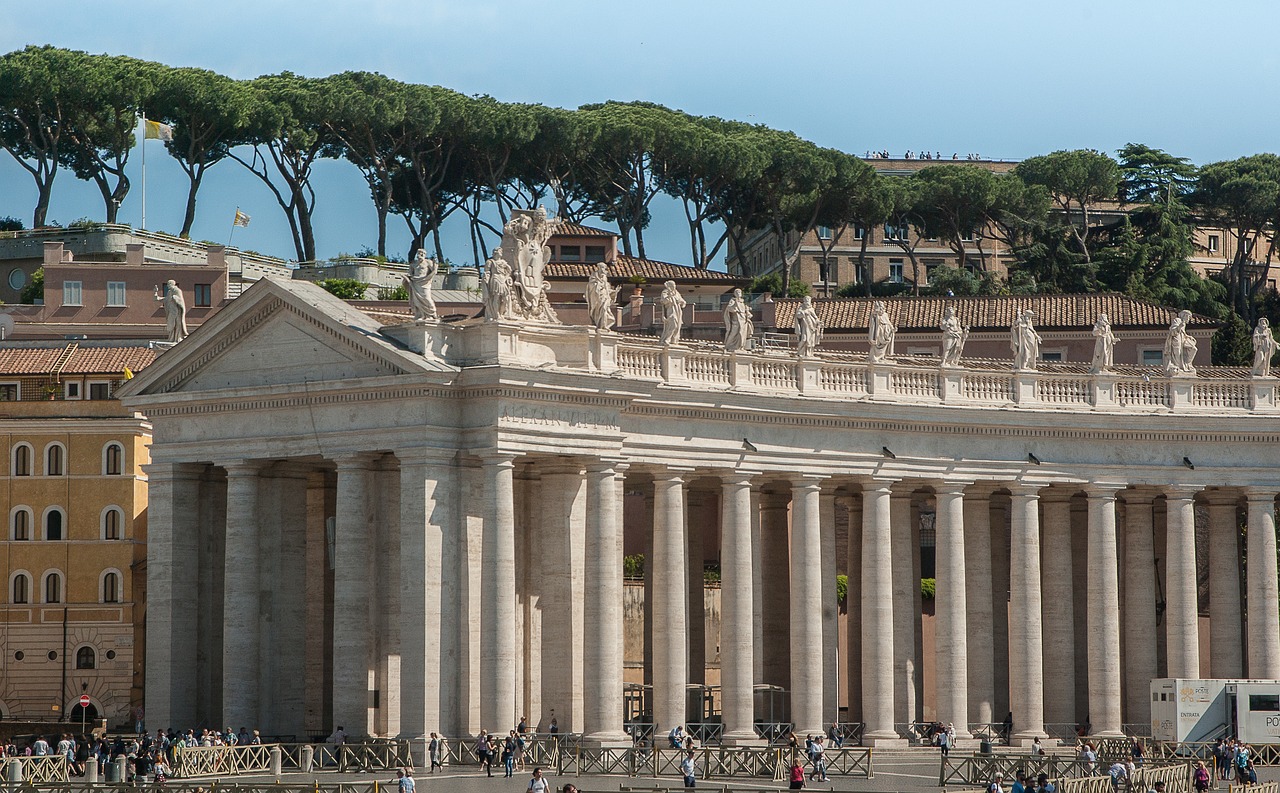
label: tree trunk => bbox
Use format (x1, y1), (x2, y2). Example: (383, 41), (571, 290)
(33, 178), (53, 228)
(635, 224), (646, 260)
(432, 225), (445, 263)
(858, 233), (871, 298)
(179, 168), (204, 238)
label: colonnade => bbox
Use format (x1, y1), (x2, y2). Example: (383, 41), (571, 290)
(144, 451), (1280, 745)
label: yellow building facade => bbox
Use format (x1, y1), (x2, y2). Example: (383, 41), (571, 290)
(0, 343), (155, 725)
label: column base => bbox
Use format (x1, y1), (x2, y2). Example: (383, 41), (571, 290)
(398, 735), (429, 768)
(1010, 732), (1048, 748)
(1090, 729), (1125, 738)
(721, 732), (767, 747)
(580, 732), (633, 749)
(863, 733), (908, 748)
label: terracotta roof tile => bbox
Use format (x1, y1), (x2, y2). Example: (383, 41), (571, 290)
(770, 294), (1220, 332)
(0, 344), (158, 376)
(0, 347), (62, 375)
(552, 222), (616, 238)
(546, 255), (747, 284)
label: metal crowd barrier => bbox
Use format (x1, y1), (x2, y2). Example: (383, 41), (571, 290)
(1150, 741), (1280, 767)
(3, 756), (69, 784)
(939, 753), (1188, 786)
(171, 744), (273, 778)
(276, 741), (412, 773)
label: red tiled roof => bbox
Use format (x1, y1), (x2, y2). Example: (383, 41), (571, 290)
(770, 294), (1220, 332)
(545, 255), (747, 284)
(552, 222), (616, 238)
(0, 344), (158, 376)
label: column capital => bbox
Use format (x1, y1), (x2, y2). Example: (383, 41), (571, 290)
(1243, 486), (1280, 503)
(395, 446), (458, 466)
(1119, 487), (1157, 507)
(930, 480), (972, 497)
(1084, 482), (1125, 500)
(332, 452), (378, 470)
(476, 449), (519, 467)
(1005, 482), (1043, 499)
(787, 474), (825, 490)
(1039, 487), (1078, 504)
(216, 458), (264, 476)
(718, 469), (762, 487)
(1161, 484), (1201, 501)
(141, 461), (205, 481)
(1201, 488), (1243, 507)
(858, 478), (896, 496)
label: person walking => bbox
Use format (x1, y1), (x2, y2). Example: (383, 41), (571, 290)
(789, 757), (805, 790)
(680, 750), (697, 788)
(528, 767), (551, 793)
(392, 769), (415, 793)
(427, 733), (442, 773)
(503, 732), (517, 778)
(808, 734), (828, 782)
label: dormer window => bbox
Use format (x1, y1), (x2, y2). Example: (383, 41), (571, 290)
(559, 245), (581, 262)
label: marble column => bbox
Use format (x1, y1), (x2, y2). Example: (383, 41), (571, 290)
(861, 481), (899, 744)
(399, 450), (456, 741)
(1164, 486), (1200, 680)
(890, 490), (917, 726)
(142, 462), (203, 730)
(269, 467), (310, 737)
(750, 485), (764, 686)
(820, 487), (839, 724)
(332, 456), (373, 735)
(842, 496), (862, 724)
(934, 483), (971, 738)
(1008, 485), (1046, 742)
(651, 471), (688, 733)
(222, 461), (263, 730)
(1206, 491), (1243, 678)
(584, 461), (627, 743)
(720, 473), (760, 744)
(540, 463), (587, 730)
(1040, 491), (1075, 728)
(790, 476), (825, 736)
(1121, 490), (1157, 727)
(481, 452), (518, 732)
(1246, 489), (1280, 677)
(1085, 485), (1123, 736)
(963, 489), (994, 728)
(760, 491), (791, 688)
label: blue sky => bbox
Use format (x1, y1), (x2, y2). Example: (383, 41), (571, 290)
(2, 0), (1278, 267)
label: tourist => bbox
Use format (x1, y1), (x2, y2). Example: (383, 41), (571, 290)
(1131, 738), (1144, 767)
(789, 757), (805, 790)
(989, 772), (1005, 793)
(1031, 736), (1043, 756)
(548, 717), (558, 736)
(428, 732), (442, 773)
(1148, 781), (1166, 793)
(1011, 771), (1027, 793)
(528, 767), (551, 793)
(392, 768), (414, 793)
(827, 722), (842, 748)
(680, 750), (697, 788)
(808, 734), (828, 782)
(1107, 760), (1127, 790)
(503, 731), (517, 778)
(1193, 761), (1211, 792)
(1038, 774), (1055, 793)
(475, 730), (492, 777)
(518, 716), (528, 734)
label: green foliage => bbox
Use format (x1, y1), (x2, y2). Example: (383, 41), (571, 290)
(1212, 312), (1255, 366)
(703, 564), (721, 584)
(377, 284), (409, 301)
(0, 216), (23, 231)
(786, 280), (811, 298)
(835, 574), (847, 604)
(749, 274), (783, 295)
(623, 554), (644, 579)
(68, 217), (104, 230)
(920, 578), (936, 599)
(922, 265), (999, 297)
(316, 278), (369, 300)
(20, 267), (43, 304)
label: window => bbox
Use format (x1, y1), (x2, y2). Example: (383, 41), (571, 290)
(884, 222), (909, 241)
(104, 443), (123, 475)
(960, 229), (976, 242)
(853, 260), (867, 285)
(43, 571), (62, 603)
(76, 646), (96, 669)
(924, 259), (944, 285)
(1208, 235), (1220, 253)
(13, 444), (31, 476)
(584, 245), (607, 263)
(889, 260), (904, 283)
(44, 509), (63, 541)
(102, 571), (120, 604)
(62, 281), (83, 306)
(1250, 695), (1280, 712)
(193, 283), (212, 307)
(1243, 237), (1255, 255)
(559, 245), (581, 262)
(88, 382), (111, 401)
(106, 281), (127, 307)
(0, 383), (17, 401)
(853, 224), (866, 240)
(8, 268), (26, 291)
(64, 382), (80, 400)
(12, 508), (31, 541)
(1041, 351), (1065, 362)
(11, 572), (30, 604)
(103, 508), (122, 540)
(817, 225), (832, 240)
(1141, 348), (1164, 366)
(45, 443), (64, 476)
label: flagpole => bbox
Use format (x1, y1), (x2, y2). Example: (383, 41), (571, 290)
(228, 207), (238, 247)
(140, 115), (147, 231)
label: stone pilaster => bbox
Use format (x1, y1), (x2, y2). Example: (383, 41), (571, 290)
(1163, 486), (1200, 680)
(1246, 489), (1280, 677)
(222, 460), (263, 730)
(789, 476), (825, 736)
(332, 455), (373, 735)
(934, 483), (970, 738)
(963, 488), (994, 728)
(1205, 490), (1243, 678)
(651, 471), (688, 734)
(481, 452), (518, 733)
(720, 473), (761, 744)
(1085, 484), (1123, 736)
(1121, 489), (1157, 727)
(1008, 484), (1046, 743)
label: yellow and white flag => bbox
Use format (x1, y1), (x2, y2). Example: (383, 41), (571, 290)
(143, 119), (174, 141)
(233, 209), (251, 228)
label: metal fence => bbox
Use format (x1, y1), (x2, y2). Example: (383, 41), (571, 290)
(939, 753), (1188, 787)
(4, 756), (69, 784)
(1149, 741), (1280, 767)
(171, 744), (273, 778)
(276, 742), (412, 773)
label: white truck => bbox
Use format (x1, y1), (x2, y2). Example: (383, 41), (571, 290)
(1151, 679), (1280, 744)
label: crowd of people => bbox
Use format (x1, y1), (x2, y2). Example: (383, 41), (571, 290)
(0, 726), (264, 782)
(1207, 738), (1259, 786)
(864, 150), (987, 160)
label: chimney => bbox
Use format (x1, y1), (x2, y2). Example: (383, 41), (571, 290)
(125, 243), (145, 266)
(207, 244), (225, 268)
(43, 242), (64, 267)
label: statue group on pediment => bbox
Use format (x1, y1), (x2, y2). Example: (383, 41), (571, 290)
(484, 207), (560, 323)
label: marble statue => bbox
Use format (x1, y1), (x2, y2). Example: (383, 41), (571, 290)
(1010, 308), (1043, 371)
(585, 262), (621, 331)
(154, 279), (188, 343)
(500, 206), (561, 323)
(723, 288), (753, 352)
(940, 306), (969, 367)
(658, 280), (686, 345)
(1163, 309), (1198, 375)
(483, 247), (514, 321)
(868, 300), (896, 363)
(1090, 313), (1116, 374)
(795, 295), (823, 358)
(1252, 318), (1278, 377)
(403, 249), (438, 322)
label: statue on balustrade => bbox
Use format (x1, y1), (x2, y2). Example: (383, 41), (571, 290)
(1090, 313), (1116, 374)
(585, 262), (620, 331)
(723, 288), (753, 352)
(483, 247), (514, 321)
(868, 300), (896, 362)
(501, 207), (561, 323)
(1010, 308), (1042, 371)
(1253, 318), (1278, 377)
(658, 280), (686, 345)
(795, 295), (823, 357)
(404, 250), (439, 322)
(1163, 309), (1198, 375)
(154, 279), (188, 343)
(939, 306), (969, 367)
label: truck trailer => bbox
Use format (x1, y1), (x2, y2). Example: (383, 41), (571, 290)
(1151, 679), (1280, 744)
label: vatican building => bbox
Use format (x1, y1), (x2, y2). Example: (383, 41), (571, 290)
(119, 213), (1280, 750)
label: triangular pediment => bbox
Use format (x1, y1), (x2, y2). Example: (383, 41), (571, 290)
(119, 278), (448, 398)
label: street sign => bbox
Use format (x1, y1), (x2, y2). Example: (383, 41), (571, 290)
(79, 694), (90, 707)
